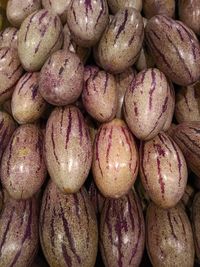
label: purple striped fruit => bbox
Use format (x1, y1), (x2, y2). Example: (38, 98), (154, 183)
(143, 0), (175, 19)
(88, 180), (105, 214)
(0, 110), (16, 160)
(39, 180), (98, 267)
(84, 65), (100, 82)
(67, 0), (109, 47)
(191, 192), (200, 262)
(96, 8), (144, 73)
(42, 0), (71, 24)
(18, 9), (63, 71)
(100, 189), (145, 267)
(0, 47), (23, 104)
(115, 67), (136, 119)
(124, 68), (172, 140)
(92, 119), (139, 198)
(145, 15), (200, 86)
(0, 196), (39, 267)
(175, 81), (200, 123)
(6, 0), (41, 28)
(172, 121), (200, 178)
(0, 27), (18, 49)
(45, 105), (92, 193)
(146, 202), (195, 267)
(107, 0), (142, 13)
(1, 124), (47, 200)
(39, 50), (84, 106)
(82, 70), (118, 123)
(11, 72), (47, 124)
(63, 22), (91, 64)
(140, 132), (188, 208)
(178, 0), (200, 36)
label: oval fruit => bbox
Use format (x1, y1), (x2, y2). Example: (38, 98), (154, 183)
(191, 192), (200, 262)
(107, 0), (142, 13)
(175, 81), (200, 123)
(96, 8), (144, 73)
(1, 124), (47, 199)
(45, 105), (92, 193)
(140, 132), (188, 208)
(82, 70), (118, 123)
(39, 50), (84, 106)
(0, 110), (16, 160)
(143, 0), (175, 19)
(67, 0), (109, 47)
(146, 202), (195, 267)
(6, 0), (41, 28)
(172, 121), (200, 177)
(0, 47), (23, 104)
(145, 15), (200, 86)
(124, 68), (172, 140)
(0, 196), (39, 267)
(0, 27), (18, 49)
(12, 72), (47, 124)
(39, 181), (98, 267)
(18, 9), (63, 71)
(92, 119), (139, 198)
(84, 65), (99, 82)
(100, 189), (145, 267)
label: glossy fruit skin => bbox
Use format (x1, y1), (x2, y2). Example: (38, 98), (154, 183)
(124, 68), (172, 140)
(143, 0), (175, 19)
(145, 15), (200, 86)
(140, 132), (188, 208)
(100, 189), (145, 267)
(0, 196), (39, 267)
(12, 72), (47, 124)
(192, 192), (200, 262)
(172, 121), (200, 178)
(92, 119), (139, 198)
(0, 27), (18, 49)
(178, 0), (200, 35)
(1, 124), (47, 200)
(45, 105), (92, 193)
(18, 9), (63, 71)
(96, 8), (144, 74)
(107, 0), (142, 13)
(39, 181), (98, 267)
(39, 50), (84, 106)
(146, 202), (195, 267)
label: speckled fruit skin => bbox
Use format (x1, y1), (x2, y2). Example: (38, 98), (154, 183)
(0, 27), (18, 49)
(96, 8), (144, 74)
(39, 50), (84, 106)
(63, 23), (91, 64)
(178, 0), (200, 36)
(100, 189), (145, 267)
(0, 110), (16, 160)
(11, 72), (47, 124)
(0, 47), (23, 104)
(6, 0), (41, 28)
(82, 70), (118, 123)
(42, 0), (71, 24)
(115, 67), (136, 119)
(175, 81), (200, 123)
(124, 68), (173, 140)
(172, 121), (200, 178)
(84, 65), (100, 82)
(145, 15), (200, 86)
(18, 9), (63, 72)
(140, 132), (188, 208)
(45, 105), (92, 193)
(107, 0), (142, 13)
(67, 0), (109, 47)
(92, 119), (139, 198)
(0, 196), (39, 267)
(143, 0), (175, 19)
(88, 180), (105, 214)
(192, 192), (200, 262)
(146, 202), (195, 267)
(39, 181), (98, 267)
(1, 124), (47, 200)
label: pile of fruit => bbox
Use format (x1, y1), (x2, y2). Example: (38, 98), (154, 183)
(0, 0), (200, 266)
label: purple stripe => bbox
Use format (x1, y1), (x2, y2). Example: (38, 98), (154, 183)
(114, 9), (128, 45)
(18, 73), (33, 94)
(62, 243), (72, 267)
(95, 128), (103, 176)
(39, 10), (48, 24)
(156, 157), (165, 199)
(65, 107), (72, 149)
(51, 124), (60, 165)
(167, 211), (178, 240)
(80, 190), (90, 247)
(140, 142), (149, 186)
(106, 127), (113, 164)
(0, 48), (9, 59)
(25, 13), (37, 42)
(104, 72), (109, 94)
(77, 110), (83, 146)
(149, 69), (156, 110)
(95, 0), (105, 28)
(7, 135), (15, 176)
(8, 64), (22, 79)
